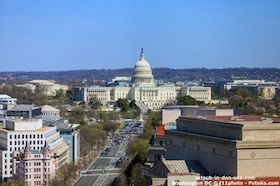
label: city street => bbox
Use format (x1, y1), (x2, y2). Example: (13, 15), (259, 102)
(73, 121), (143, 186)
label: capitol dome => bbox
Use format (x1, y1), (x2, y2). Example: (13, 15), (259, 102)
(132, 49), (155, 87)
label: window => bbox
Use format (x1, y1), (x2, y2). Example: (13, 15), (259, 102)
(229, 151), (233, 158)
(212, 148), (216, 155)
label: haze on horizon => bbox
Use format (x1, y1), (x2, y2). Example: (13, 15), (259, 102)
(0, 0), (280, 71)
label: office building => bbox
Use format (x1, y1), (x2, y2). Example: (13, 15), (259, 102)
(0, 118), (69, 180)
(16, 143), (56, 186)
(165, 116), (280, 177)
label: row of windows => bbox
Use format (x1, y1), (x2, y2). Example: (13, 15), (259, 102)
(10, 134), (43, 139)
(25, 162), (50, 167)
(10, 140), (43, 146)
(25, 181), (45, 186)
(10, 146), (42, 152)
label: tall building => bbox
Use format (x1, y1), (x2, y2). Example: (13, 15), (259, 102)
(17, 143), (56, 186)
(0, 118), (69, 180)
(72, 49), (212, 110)
(59, 123), (80, 163)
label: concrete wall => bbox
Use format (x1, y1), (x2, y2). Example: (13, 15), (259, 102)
(237, 148), (280, 176)
(162, 108), (181, 124)
(216, 109), (234, 116)
(242, 125), (280, 141)
(165, 130), (237, 176)
(177, 117), (242, 140)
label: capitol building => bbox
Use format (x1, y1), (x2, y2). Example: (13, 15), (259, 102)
(72, 49), (211, 110)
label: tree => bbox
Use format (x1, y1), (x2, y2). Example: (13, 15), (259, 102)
(127, 138), (149, 163)
(116, 99), (129, 112)
(129, 100), (139, 110)
(68, 106), (86, 124)
(177, 95), (203, 105)
(130, 164), (146, 186)
(88, 99), (102, 110)
(101, 121), (119, 134)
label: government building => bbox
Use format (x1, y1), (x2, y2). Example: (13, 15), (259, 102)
(72, 49), (212, 110)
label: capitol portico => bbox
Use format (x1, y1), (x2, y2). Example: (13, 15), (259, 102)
(72, 49), (212, 110)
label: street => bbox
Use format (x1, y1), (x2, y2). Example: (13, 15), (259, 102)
(73, 121), (143, 186)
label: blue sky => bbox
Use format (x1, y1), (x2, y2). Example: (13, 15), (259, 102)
(0, 0), (280, 71)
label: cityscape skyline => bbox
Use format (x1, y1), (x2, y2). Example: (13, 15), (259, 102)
(1, 0), (280, 71)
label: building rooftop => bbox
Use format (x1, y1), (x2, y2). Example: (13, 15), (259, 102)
(162, 159), (189, 174)
(29, 79), (55, 85)
(41, 105), (60, 112)
(9, 104), (39, 111)
(155, 125), (165, 137)
(192, 115), (280, 124)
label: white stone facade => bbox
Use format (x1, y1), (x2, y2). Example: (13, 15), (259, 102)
(83, 50), (212, 110)
(0, 119), (69, 179)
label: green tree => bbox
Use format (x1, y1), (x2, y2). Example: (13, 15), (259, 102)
(116, 99), (130, 112)
(129, 100), (139, 110)
(101, 121), (119, 134)
(88, 99), (102, 110)
(127, 138), (149, 163)
(177, 95), (203, 105)
(68, 106), (86, 124)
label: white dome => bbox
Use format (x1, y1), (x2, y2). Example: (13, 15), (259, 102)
(132, 49), (155, 87)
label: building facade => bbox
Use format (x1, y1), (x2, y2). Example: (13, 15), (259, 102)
(59, 124), (80, 163)
(29, 80), (68, 97)
(165, 116), (280, 177)
(0, 94), (17, 110)
(72, 49), (212, 110)
(0, 118), (69, 180)
(17, 144), (56, 186)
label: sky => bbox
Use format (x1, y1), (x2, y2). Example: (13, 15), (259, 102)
(0, 0), (280, 71)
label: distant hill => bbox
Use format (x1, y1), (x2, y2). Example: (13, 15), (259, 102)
(0, 67), (280, 83)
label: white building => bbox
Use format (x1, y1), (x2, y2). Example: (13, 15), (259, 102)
(29, 80), (68, 97)
(0, 94), (17, 110)
(41, 105), (60, 117)
(75, 49), (212, 110)
(0, 118), (69, 180)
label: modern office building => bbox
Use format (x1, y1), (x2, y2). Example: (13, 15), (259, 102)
(165, 116), (280, 177)
(36, 115), (80, 163)
(59, 123), (80, 163)
(7, 104), (41, 119)
(0, 118), (69, 180)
